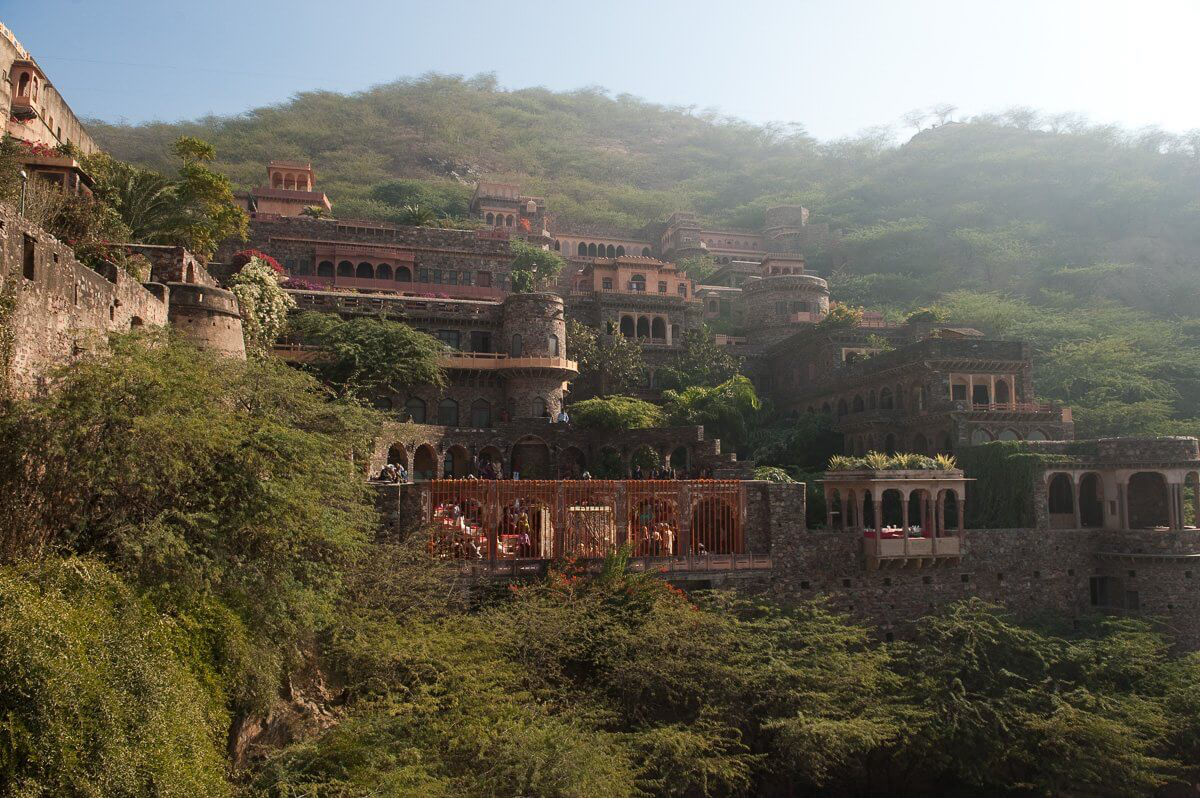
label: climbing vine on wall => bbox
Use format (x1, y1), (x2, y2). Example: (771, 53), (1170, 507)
(957, 441), (1068, 528)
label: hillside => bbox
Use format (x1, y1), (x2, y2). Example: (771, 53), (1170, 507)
(89, 74), (1200, 438)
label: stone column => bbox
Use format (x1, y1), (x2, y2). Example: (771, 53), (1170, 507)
(1072, 475), (1082, 530)
(959, 496), (966, 533)
(1118, 481), (1129, 530)
(825, 488), (834, 530)
(937, 492), (946, 537)
(967, 374), (974, 406)
(901, 492), (910, 532)
(873, 494), (883, 537)
(988, 374), (995, 408)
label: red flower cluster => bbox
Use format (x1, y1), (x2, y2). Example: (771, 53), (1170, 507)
(17, 140), (60, 157)
(232, 249), (283, 273)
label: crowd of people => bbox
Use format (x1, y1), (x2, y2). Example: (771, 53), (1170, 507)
(373, 457), (714, 483)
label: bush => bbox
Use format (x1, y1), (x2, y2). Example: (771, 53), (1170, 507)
(0, 557), (229, 796)
(570, 395), (664, 430)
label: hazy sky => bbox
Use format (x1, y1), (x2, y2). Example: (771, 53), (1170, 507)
(3, 0), (1196, 140)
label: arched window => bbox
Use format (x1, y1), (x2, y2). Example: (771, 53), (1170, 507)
(868, 390), (877, 410)
(879, 387), (894, 409)
(651, 318), (666, 339)
(837, 399), (848, 417)
(606, 244), (616, 257)
(486, 212), (494, 225)
(553, 240), (560, 251)
(16, 72), (29, 97)
(376, 263), (392, 280)
(395, 265), (412, 282)
(404, 397), (426, 423)
(506, 215), (514, 227)
(547, 334), (559, 356)
(578, 242), (587, 256)
(470, 399), (492, 428)
(709, 300), (718, 312)
(630, 274), (646, 292)
(995, 379), (1012, 405)
(337, 261), (354, 277)
(510, 334), (523, 357)
(284, 174), (296, 190)
(616, 245), (626, 256)
(356, 262), (373, 279)
(642, 247), (651, 256)
(272, 171), (283, 188)
(317, 261), (334, 277)
(636, 317), (650, 338)
(1048, 473), (1074, 515)
(970, 429), (994, 445)
(1027, 429), (1048, 441)
(852, 395), (865, 413)
(619, 316), (635, 338)
(998, 429), (1021, 441)
(532, 397), (548, 418)
(438, 399), (459, 426)
(587, 243), (597, 257)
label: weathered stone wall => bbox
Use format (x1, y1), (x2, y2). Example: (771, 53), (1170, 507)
(165, 283), (246, 359)
(125, 244), (219, 288)
(1, 207), (168, 396)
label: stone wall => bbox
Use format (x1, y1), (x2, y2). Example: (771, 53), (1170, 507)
(125, 244), (219, 288)
(1, 207), (168, 396)
(165, 283), (246, 359)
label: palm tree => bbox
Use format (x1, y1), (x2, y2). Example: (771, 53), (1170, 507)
(400, 204), (436, 227)
(100, 162), (188, 244)
(300, 205), (329, 219)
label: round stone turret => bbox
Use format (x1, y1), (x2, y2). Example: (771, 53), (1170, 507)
(741, 272), (830, 346)
(166, 282), (246, 359)
(499, 292), (576, 418)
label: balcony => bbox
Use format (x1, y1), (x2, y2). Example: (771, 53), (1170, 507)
(864, 534), (962, 570)
(438, 351), (578, 376)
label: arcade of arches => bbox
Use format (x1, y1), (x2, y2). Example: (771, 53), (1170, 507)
(1045, 469), (1200, 530)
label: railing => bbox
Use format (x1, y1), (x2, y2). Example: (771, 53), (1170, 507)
(453, 553), (772, 579)
(437, 352), (579, 372)
(967, 402), (1058, 414)
(428, 479), (746, 562)
(787, 311), (822, 324)
(864, 534), (962, 569)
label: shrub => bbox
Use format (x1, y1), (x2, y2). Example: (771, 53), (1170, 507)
(570, 395), (664, 431)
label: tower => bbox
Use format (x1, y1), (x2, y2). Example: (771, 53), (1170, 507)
(499, 292), (575, 418)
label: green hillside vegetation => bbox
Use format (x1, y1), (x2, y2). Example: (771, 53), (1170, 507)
(89, 75), (1200, 440)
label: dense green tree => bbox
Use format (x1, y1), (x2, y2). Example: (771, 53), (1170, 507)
(664, 374), (761, 452)
(567, 318), (646, 397)
(287, 310), (447, 398)
(0, 332), (379, 710)
(0, 557), (230, 796)
(509, 238), (566, 292)
(569, 395), (664, 430)
(658, 324), (742, 389)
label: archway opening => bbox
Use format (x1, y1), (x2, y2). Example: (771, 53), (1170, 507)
(594, 447), (624, 478)
(629, 445), (659, 477)
(337, 261), (354, 277)
(1048, 473), (1075, 528)
(376, 263), (392, 280)
(636, 317), (650, 338)
(478, 445), (504, 477)
(470, 399), (492, 428)
(437, 399), (459, 427)
(995, 379), (1011, 405)
(651, 317), (666, 340)
(559, 446), (586, 478)
(404, 397), (427, 424)
(1079, 472), (1104, 528)
(631, 498), (680, 556)
(669, 446), (689, 474)
(619, 316), (635, 338)
(412, 445), (437, 481)
(1128, 471), (1170, 529)
(356, 262), (373, 279)
(317, 261), (334, 277)
(511, 436), (551, 479)
(443, 445), (470, 478)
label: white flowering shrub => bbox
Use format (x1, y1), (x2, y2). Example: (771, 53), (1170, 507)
(229, 256), (295, 356)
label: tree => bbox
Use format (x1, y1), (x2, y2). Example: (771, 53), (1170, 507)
(509, 239), (565, 293)
(569, 395), (664, 431)
(229, 255), (295, 356)
(676, 254), (718, 282)
(658, 325), (740, 389)
(169, 136), (248, 258)
(287, 311), (447, 397)
(816, 303), (863, 332)
(566, 319), (645, 397)
(0, 332), (379, 710)
(663, 375), (761, 452)
(400, 203), (436, 227)
(299, 205), (329, 219)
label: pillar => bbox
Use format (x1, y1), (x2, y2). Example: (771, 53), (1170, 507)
(825, 488), (835, 530)
(1072, 475), (1082, 530)
(1118, 481), (1129, 530)
(873, 494), (883, 537)
(988, 374), (995, 408)
(967, 374), (973, 406)
(901, 492), (910, 532)
(937, 492), (946, 537)
(959, 496), (966, 533)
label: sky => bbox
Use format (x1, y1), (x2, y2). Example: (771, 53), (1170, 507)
(3, 0), (1198, 141)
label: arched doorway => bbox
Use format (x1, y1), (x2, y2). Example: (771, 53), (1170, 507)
(651, 318), (666, 340)
(412, 444), (437, 481)
(669, 446), (689, 474)
(1079, 472), (1104, 528)
(630, 497), (680, 555)
(970, 429), (993, 445)
(376, 263), (392, 280)
(1128, 472), (1170, 529)
(941, 489), (961, 531)
(619, 316), (635, 338)
(690, 498), (739, 554)
(478, 445), (504, 477)
(995, 379), (1011, 405)
(337, 261), (354, 277)
(443, 445), (469, 478)
(594, 447), (624, 478)
(1048, 473), (1075, 528)
(559, 446), (586, 478)
(395, 265), (412, 282)
(629, 445), (659, 476)
(636, 317), (650, 338)
(387, 442), (408, 471)
(511, 436), (551, 479)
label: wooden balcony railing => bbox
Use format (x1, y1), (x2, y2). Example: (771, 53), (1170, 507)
(438, 352), (578, 373)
